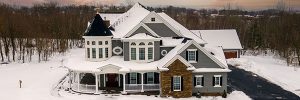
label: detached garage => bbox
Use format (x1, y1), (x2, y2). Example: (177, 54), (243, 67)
(191, 29), (243, 59)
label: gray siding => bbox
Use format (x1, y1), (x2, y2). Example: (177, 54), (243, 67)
(154, 41), (161, 61)
(129, 27), (155, 37)
(146, 23), (179, 37)
(179, 44), (221, 68)
(160, 47), (175, 58)
(192, 72), (227, 93)
(124, 42), (130, 61)
(112, 40), (123, 56)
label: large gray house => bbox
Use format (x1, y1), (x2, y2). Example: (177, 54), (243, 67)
(67, 3), (232, 98)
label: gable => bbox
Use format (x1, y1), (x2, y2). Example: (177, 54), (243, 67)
(128, 26), (155, 37)
(179, 43), (223, 69)
(146, 23), (179, 37)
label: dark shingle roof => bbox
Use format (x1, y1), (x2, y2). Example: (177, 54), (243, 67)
(84, 14), (113, 36)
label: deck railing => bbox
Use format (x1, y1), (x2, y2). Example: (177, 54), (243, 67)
(125, 84), (159, 91)
(144, 84), (160, 91)
(71, 83), (96, 93)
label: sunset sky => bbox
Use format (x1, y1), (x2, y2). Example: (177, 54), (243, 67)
(1, 0), (300, 10)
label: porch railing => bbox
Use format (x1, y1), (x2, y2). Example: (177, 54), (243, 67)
(125, 84), (159, 91)
(71, 83), (96, 93)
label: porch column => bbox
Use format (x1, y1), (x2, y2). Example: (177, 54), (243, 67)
(103, 74), (106, 87)
(118, 74), (120, 87)
(141, 72), (144, 92)
(77, 72), (80, 92)
(69, 71), (72, 92)
(122, 73), (126, 94)
(95, 73), (99, 94)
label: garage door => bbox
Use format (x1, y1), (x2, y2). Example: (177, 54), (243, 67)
(224, 51), (237, 59)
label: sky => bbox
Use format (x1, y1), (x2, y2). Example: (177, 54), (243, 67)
(1, 0), (300, 10)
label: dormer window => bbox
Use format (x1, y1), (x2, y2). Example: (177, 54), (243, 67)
(87, 41), (90, 45)
(130, 42), (154, 62)
(151, 18), (155, 22)
(98, 41), (102, 45)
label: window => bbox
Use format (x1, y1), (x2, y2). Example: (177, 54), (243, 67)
(147, 72), (154, 84)
(105, 48), (108, 58)
(92, 48), (96, 58)
(99, 48), (103, 58)
(173, 76), (181, 91)
(148, 47), (153, 60)
(87, 48), (90, 58)
(92, 41), (95, 45)
(187, 49), (197, 63)
(130, 73), (137, 84)
(131, 42), (136, 45)
(195, 75), (203, 87)
(161, 50), (168, 56)
(151, 18), (155, 22)
(139, 48), (145, 60)
(131, 48), (136, 60)
(87, 41), (90, 45)
(98, 41), (102, 45)
(148, 42), (153, 45)
(105, 41), (108, 45)
(214, 75), (222, 87)
(139, 42), (145, 45)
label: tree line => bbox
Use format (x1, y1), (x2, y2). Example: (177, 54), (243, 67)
(0, 2), (299, 65)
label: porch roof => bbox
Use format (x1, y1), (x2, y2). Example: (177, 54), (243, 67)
(66, 50), (158, 73)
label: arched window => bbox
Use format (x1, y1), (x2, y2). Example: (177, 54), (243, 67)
(131, 42), (136, 45)
(139, 42), (145, 45)
(148, 42), (153, 45)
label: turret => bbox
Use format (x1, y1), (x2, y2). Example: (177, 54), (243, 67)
(83, 13), (113, 62)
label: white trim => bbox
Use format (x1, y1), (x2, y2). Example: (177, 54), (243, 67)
(214, 75), (222, 87)
(160, 55), (195, 70)
(173, 76), (181, 91)
(113, 46), (123, 55)
(195, 75), (203, 87)
(124, 22), (160, 38)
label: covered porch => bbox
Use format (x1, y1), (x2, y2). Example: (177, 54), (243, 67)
(68, 65), (160, 94)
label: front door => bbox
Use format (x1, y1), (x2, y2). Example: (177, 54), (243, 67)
(106, 74), (118, 87)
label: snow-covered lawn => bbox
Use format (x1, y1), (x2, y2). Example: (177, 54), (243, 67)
(228, 56), (300, 97)
(0, 49), (250, 100)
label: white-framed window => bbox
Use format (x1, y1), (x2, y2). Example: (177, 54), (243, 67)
(131, 48), (136, 60)
(173, 76), (181, 91)
(214, 75), (222, 87)
(92, 48), (96, 58)
(105, 41), (108, 45)
(151, 18), (155, 22)
(129, 42), (154, 62)
(130, 73), (137, 84)
(139, 48), (145, 60)
(187, 49), (197, 63)
(87, 41), (90, 45)
(99, 48), (103, 58)
(195, 75), (203, 87)
(98, 41), (102, 45)
(161, 50), (168, 56)
(92, 41), (95, 45)
(87, 48), (90, 58)
(147, 72), (154, 84)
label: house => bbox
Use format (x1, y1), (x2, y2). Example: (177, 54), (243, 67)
(66, 3), (231, 98)
(191, 30), (243, 59)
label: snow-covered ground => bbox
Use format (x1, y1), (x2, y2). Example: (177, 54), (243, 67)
(228, 55), (300, 97)
(0, 48), (250, 100)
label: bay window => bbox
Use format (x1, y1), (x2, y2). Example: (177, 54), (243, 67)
(139, 48), (145, 60)
(129, 42), (154, 62)
(92, 48), (96, 58)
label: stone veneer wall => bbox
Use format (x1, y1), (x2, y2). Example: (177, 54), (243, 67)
(160, 59), (193, 98)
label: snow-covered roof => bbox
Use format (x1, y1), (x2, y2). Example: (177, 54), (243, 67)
(204, 45), (228, 68)
(99, 13), (122, 24)
(157, 13), (207, 44)
(110, 3), (150, 38)
(191, 29), (243, 49)
(66, 49), (158, 72)
(193, 68), (231, 72)
(161, 37), (184, 47)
